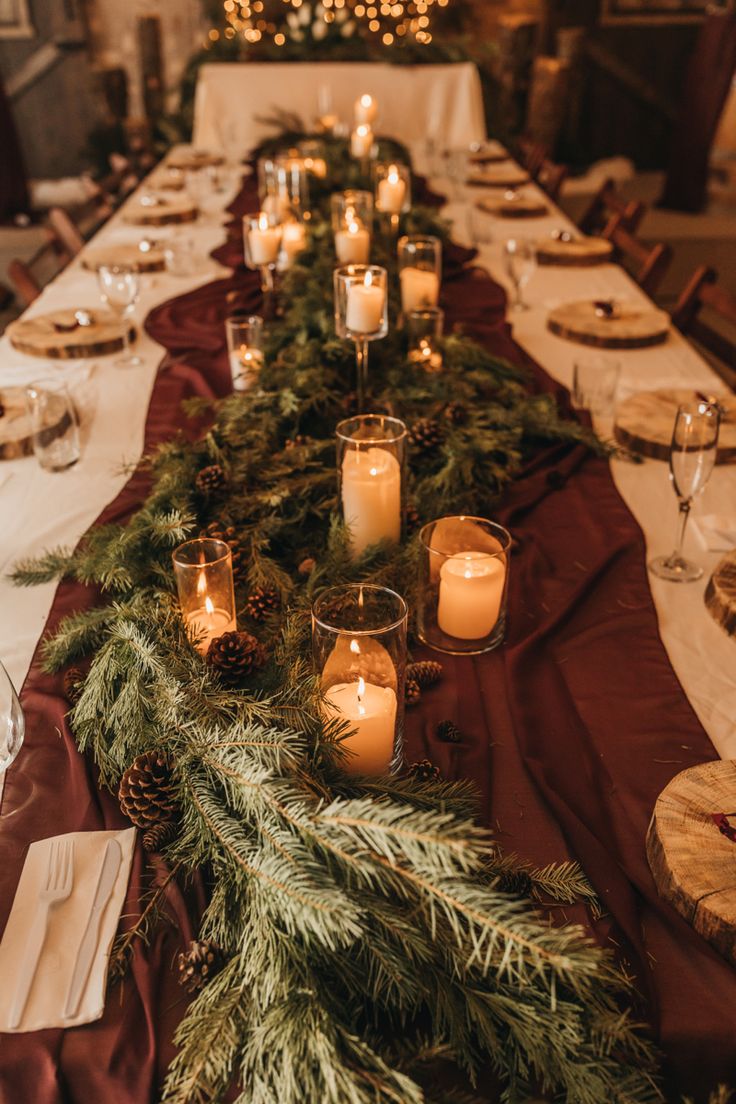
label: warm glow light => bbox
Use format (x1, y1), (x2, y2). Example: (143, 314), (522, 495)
(205, 595), (215, 614)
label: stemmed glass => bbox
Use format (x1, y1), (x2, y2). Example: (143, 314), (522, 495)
(0, 659), (24, 777)
(649, 400), (721, 583)
(97, 263), (141, 367)
(334, 264), (388, 413)
(503, 239), (536, 312)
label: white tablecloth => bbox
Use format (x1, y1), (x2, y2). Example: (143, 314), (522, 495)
(193, 61), (486, 158)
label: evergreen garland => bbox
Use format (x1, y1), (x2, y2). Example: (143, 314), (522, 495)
(11, 139), (661, 1103)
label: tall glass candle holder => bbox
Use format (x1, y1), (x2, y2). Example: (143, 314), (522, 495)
(407, 307), (445, 372)
(312, 584), (407, 777)
(225, 313), (264, 392)
(279, 218), (308, 271)
(275, 153), (311, 220)
(332, 191), (373, 265)
(334, 264), (388, 412)
(336, 415), (407, 558)
(257, 157), (293, 221)
(398, 235), (442, 315)
(173, 538), (237, 656)
(374, 162), (411, 233)
(417, 517), (511, 655)
(243, 211), (283, 294)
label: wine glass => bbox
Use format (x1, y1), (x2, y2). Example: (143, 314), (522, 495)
(649, 400), (720, 583)
(97, 264), (141, 367)
(0, 659), (24, 777)
(503, 239), (536, 311)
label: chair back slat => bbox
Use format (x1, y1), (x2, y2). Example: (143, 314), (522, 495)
(601, 213), (672, 296)
(537, 159), (568, 202)
(579, 179), (645, 236)
(47, 208), (85, 260)
(672, 265), (736, 381)
(8, 259), (42, 307)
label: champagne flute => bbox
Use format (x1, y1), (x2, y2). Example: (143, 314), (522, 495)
(503, 239), (536, 311)
(97, 264), (141, 367)
(649, 400), (720, 583)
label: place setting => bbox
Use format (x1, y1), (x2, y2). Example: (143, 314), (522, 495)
(474, 188), (550, 219)
(546, 296), (671, 349)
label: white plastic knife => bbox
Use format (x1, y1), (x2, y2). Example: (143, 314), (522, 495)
(63, 838), (122, 1020)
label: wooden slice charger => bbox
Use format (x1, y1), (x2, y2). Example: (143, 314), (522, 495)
(469, 142), (509, 165)
(547, 300), (670, 349)
(466, 167), (530, 189)
(476, 196), (548, 219)
(82, 243), (166, 274)
(647, 760), (736, 965)
(536, 235), (613, 267)
(0, 387), (34, 459)
(614, 388), (736, 463)
(123, 195), (197, 227)
(6, 309), (135, 359)
(167, 150), (224, 171)
(705, 551), (736, 639)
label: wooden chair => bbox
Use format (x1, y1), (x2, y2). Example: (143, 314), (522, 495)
(7, 259), (41, 307)
(536, 158), (568, 203)
(7, 207), (89, 308)
(578, 178), (645, 237)
(47, 207), (84, 259)
(671, 265), (736, 381)
(601, 212), (672, 297)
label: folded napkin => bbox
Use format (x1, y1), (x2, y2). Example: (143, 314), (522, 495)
(694, 514), (736, 554)
(0, 827), (135, 1032)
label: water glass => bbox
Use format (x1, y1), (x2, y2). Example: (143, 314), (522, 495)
(503, 239), (536, 311)
(467, 203), (494, 247)
(0, 659), (24, 775)
(25, 379), (81, 472)
(164, 236), (199, 277)
(571, 356), (620, 416)
(225, 313), (264, 392)
(97, 263), (141, 367)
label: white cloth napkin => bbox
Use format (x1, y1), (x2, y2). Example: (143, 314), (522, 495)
(0, 827), (135, 1032)
(694, 514), (736, 553)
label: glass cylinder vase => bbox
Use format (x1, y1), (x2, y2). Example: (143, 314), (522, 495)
(407, 307), (445, 372)
(398, 235), (442, 315)
(374, 162), (411, 218)
(417, 517), (511, 655)
(172, 538), (237, 656)
(332, 190), (373, 265)
(225, 313), (264, 393)
(336, 414), (407, 558)
(312, 583), (408, 777)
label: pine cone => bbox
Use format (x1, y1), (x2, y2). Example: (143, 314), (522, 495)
(297, 556), (316, 577)
(118, 751), (178, 841)
(405, 502), (421, 533)
(177, 939), (223, 994)
(496, 869), (533, 897)
(408, 759), (442, 783)
(444, 401), (468, 425)
(206, 631), (266, 681)
(195, 464), (226, 496)
(409, 418), (445, 455)
(199, 522), (245, 580)
(407, 660), (443, 690)
(63, 665), (85, 705)
(244, 586), (280, 623)
(436, 719), (463, 744)
(142, 820), (177, 854)
(405, 679), (421, 707)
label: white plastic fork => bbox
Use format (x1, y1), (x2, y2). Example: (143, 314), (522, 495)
(8, 838), (74, 1030)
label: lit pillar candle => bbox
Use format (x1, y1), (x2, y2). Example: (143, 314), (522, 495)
(185, 595), (237, 655)
(377, 166), (406, 214)
(400, 267), (440, 313)
(323, 676), (397, 776)
(351, 124), (374, 159)
(280, 220), (307, 267)
(437, 551), (506, 640)
(354, 93), (378, 125)
(341, 446), (401, 556)
(248, 214), (282, 264)
(229, 346), (264, 391)
(345, 275), (385, 333)
(335, 221), (371, 264)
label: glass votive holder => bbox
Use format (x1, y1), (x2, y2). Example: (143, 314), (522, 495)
(417, 517), (511, 655)
(334, 264), (388, 342)
(336, 414), (407, 558)
(163, 236), (199, 277)
(398, 235), (442, 315)
(172, 538), (237, 656)
(25, 379), (81, 472)
(279, 218), (308, 271)
(332, 191), (373, 264)
(298, 139), (328, 179)
(407, 307), (445, 372)
(312, 583), (408, 777)
(374, 162), (411, 218)
(257, 157), (295, 221)
(225, 313), (264, 392)
(275, 153), (311, 219)
(243, 211), (283, 292)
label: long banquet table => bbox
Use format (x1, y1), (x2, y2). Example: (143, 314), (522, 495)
(1, 140), (736, 1101)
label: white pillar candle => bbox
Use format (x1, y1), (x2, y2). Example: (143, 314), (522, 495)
(185, 598), (237, 655)
(341, 446), (401, 556)
(351, 124), (374, 159)
(280, 221), (307, 267)
(437, 550), (506, 640)
(377, 166), (406, 214)
(229, 347), (264, 391)
(323, 677), (397, 776)
(400, 267), (440, 313)
(354, 94), (378, 125)
(335, 221), (371, 264)
(345, 278), (385, 334)
(248, 217), (282, 265)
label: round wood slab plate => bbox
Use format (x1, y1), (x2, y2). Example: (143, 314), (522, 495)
(0, 386), (34, 459)
(6, 309), (135, 359)
(123, 195), (197, 226)
(469, 142), (509, 165)
(466, 167), (531, 188)
(536, 235), (614, 266)
(614, 388), (736, 463)
(82, 243), (166, 273)
(476, 196), (549, 219)
(705, 551), (736, 638)
(547, 300), (670, 349)
(647, 760), (736, 965)
(167, 150), (224, 171)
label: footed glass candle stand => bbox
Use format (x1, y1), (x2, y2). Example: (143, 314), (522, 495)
(334, 264), (388, 412)
(374, 162), (411, 235)
(243, 211), (283, 295)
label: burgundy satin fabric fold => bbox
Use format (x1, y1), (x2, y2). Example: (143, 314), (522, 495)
(1, 174), (733, 1104)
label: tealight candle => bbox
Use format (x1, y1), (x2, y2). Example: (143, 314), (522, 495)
(377, 165), (406, 214)
(335, 221), (371, 264)
(248, 214), (282, 264)
(351, 124), (374, 159)
(437, 551), (506, 640)
(229, 346), (264, 391)
(322, 676), (397, 776)
(280, 220), (307, 267)
(354, 93), (378, 125)
(186, 596), (237, 655)
(345, 275), (385, 334)
(341, 445), (401, 556)
(400, 267), (440, 313)
(409, 338), (443, 372)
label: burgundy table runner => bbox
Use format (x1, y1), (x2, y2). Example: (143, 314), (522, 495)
(1, 175), (734, 1103)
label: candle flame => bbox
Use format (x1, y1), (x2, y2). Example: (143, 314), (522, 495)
(205, 595), (215, 615)
(388, 164), (399, 183)
(348, 221), (360, 236)
(364, 269), (374, 289)
(356, 124), (370, 138)
(357, 676), (366, 699)
(258, 212), (270, 231)
(463, 555), (473, 580)
(350, 638), (361, 655)
(360, 94), (373, 108)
